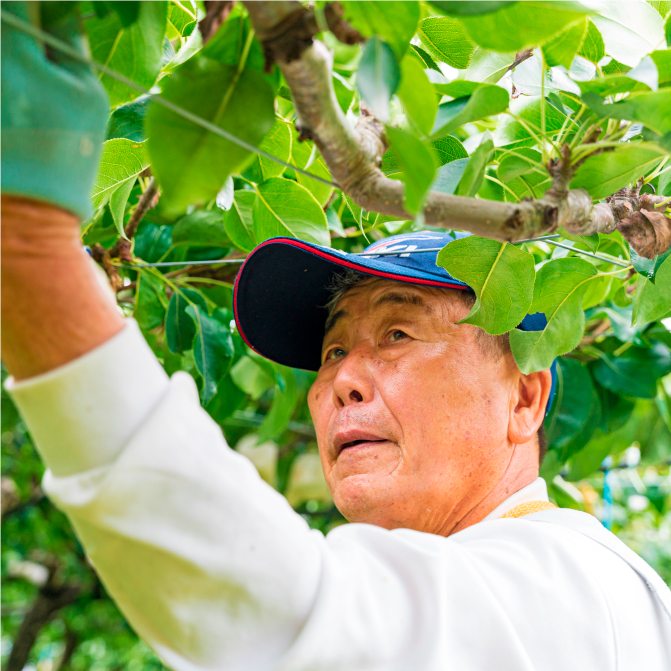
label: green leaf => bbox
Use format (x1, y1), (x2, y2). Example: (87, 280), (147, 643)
(509, 258), (597, 374)
(205, 373), (246, 423)
(356, 37), (401, 123)
(436, 236), (535, 335)
(91, 139), (149, 216)
(667, 12), (671, 46)
(165, 288), (208, 354)
(106, 96), (150, 142)
(631, 246), (671, 282)
(86, 2), (168, 107)
(545, 358), (598, 450)
(432, 158), (470, 194)
(340, 1), (418, 61)
(244, 118), (292, 183)
(432, 135), (469, 164)
(224, 190), (256, 252)
(146, 60), (275, 216)
(230, 356), (275, 399)
(570, 144), (665, 201)
(253, 178), (330, 246)
(650, 49), (671, 87)
(397, 56), (438, 135)
(578, 19), (605, 63)
(428, 1), (518, 16)
(591, 1), (665, 67)
(459, 1), (590, 52)
(134, 272), (166, 331)
(432, 84), (509, 138)
(386, 126), (437, 214)
(497, 148), (543, 182)
(494, 95), (568, 146)
(431, 79), (481, 98)
(187, 306), (235, 404)
(290, 133), (334, 206)
(409, 44), (440, 71)
(455, 133), (494, 197)
(578, 76), (650, 97)
(633, 256), (671, 323)
(581, 90), (671, 136)
(558, 226), (600, 253)
(416, 17), (476, 69)
(172, 210), (229, 247)
(258, 366), (298, 442)
(593, 343), (671, 398)
(109, 177), (135, 238)
(542, 18), (587, 69)
(460, 48), (517, 84)
(168, 0), (197, 37)
(201, 15), (270, 80)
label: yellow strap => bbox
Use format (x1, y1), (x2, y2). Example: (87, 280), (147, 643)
(500, 500), (558, 519)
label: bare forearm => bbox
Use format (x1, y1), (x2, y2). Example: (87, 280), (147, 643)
(1, 196), (125, 381)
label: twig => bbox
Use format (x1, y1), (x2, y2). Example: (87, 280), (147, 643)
(109, 178), (159, 262)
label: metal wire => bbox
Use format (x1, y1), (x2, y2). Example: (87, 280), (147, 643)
(543, 239), (630, 268)
(114, 234), (631, 269)
(0, 9), (339, 189)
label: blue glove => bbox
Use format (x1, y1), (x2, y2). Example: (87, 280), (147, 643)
(1, 1), (109, 220)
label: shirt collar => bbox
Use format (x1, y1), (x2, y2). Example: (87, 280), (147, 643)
(483, 477), (549, 522)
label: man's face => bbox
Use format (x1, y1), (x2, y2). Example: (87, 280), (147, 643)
(307, 278), (543, 536)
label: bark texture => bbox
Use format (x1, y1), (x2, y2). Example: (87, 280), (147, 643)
(243, 1), (671, 254)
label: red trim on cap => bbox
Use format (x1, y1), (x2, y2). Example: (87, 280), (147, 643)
(233, 237), (468, 355)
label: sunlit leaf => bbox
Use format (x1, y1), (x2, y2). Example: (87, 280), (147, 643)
(341, 1), (419, 60)
(397, 56), (438, 135)
(356, 36), (401, 123)
(253, 178), (330, 246)
(570, 144), (665, 200)
(417, 17), (476, 69)
(386, 126), (437, 214)
(509, 258), (597, 373)
(437, 236), (535, 335)
(455, 133), (494, 197)
(432, 85), (509, 138)
(146, 59), (275, 215)
(85, 2), (168, 107)
(459, 1), (590, 52)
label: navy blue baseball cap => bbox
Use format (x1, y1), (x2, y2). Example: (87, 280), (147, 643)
(234, 231), (557, 413)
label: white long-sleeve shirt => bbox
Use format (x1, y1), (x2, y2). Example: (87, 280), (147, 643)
(8, 321), (671, 671)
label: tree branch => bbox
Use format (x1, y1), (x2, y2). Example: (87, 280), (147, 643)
(243, 1), (671, 256)
(5, 562), (80, 671)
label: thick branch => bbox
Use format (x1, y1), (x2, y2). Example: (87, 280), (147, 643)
(5, 564), (79, 671)
(244, 1), (671, 255)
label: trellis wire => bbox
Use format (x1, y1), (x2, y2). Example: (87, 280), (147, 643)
(0, 10), (338, 189)
(114, 235), (631, 269)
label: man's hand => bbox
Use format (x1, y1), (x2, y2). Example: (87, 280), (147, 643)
(1, 3), (124, 380)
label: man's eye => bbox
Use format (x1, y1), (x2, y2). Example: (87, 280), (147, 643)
(325, 347), (346, 361)
(389, 330), (408, 342)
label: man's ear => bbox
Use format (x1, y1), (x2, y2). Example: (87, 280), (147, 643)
(508, 369), (552, 444)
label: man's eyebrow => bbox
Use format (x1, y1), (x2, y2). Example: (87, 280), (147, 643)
(324, 308), (348, 338)
(372, 291), (428, 310)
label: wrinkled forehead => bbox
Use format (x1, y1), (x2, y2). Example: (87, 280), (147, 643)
(324, 278), (472, 338)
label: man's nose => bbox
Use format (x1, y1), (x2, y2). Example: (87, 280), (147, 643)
(332, 342), (376, 409)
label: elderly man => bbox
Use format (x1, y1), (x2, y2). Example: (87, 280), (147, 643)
(3, 5), (671, 671)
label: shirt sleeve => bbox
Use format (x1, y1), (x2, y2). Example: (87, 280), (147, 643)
(5, 321), (631, 671)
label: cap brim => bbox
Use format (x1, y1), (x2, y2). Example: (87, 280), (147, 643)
(234, 237), (469, 371)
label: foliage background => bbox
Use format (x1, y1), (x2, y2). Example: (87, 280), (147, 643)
(3, 0), (671, 668)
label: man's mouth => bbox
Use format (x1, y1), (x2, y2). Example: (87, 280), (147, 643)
(334, 430), (390, 456)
